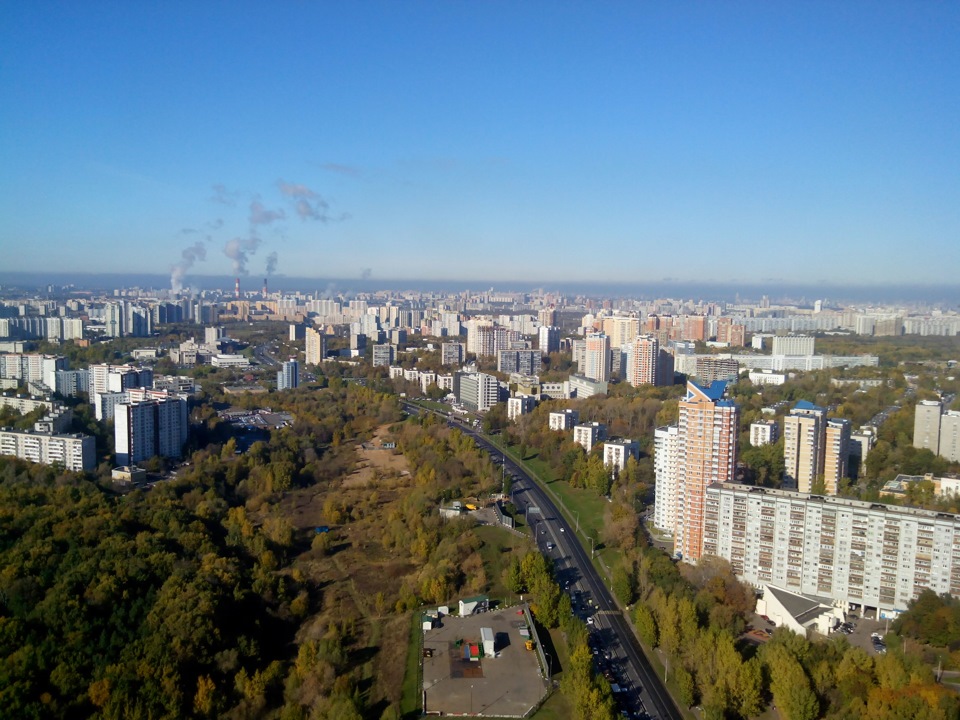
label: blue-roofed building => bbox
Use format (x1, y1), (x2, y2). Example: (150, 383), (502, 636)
(668, 380), (739, 563)
(686, 379), (728, 402)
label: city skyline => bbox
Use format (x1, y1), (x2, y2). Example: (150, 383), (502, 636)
(2, 3), (959, 286)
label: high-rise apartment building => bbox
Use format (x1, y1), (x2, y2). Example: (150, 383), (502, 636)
(602, 315), (640, 349)
(0, 429), (95, 472)
(783, 401), (827, 492)
(914, 400), (943, 454)
(372, 344), (396, 367)
(912, 401), (960, 463)
(305, 327), (326, 365)
(676, 381), (739, 562)
(538, 325), (560, 356)
(538, 306), (558, 328)
(823, 418), (851, 494)
(441, 342), (465, 366)
(625, 335), (659, 387)
(695, 357), (740, 385)
(942, 412), (960, 463)
(583, 333), (611, 382)
(681, 315), (706, 342)
(497, 349), (541, 376)
(277, 360), (299, 390)
(114, 396), (188, 466)
(716, 317), (746, 347)
(467, 323), (518, 357)
(653, 425), (681, 539)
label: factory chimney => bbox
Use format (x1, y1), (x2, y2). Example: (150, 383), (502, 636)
(263, 278), (268, 297)
(235, 277), (240, 298)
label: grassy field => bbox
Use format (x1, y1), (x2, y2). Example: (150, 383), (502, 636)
(400, 611), (423, 717)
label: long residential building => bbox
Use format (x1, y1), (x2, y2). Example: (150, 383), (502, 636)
(703, 483), (960, 617)
(0, 429), (95, 472)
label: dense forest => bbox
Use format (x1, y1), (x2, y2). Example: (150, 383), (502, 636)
(1, 380), (607, 719)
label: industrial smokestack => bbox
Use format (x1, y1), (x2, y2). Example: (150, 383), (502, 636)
(263, 278), (268, 297)
(235, 277), (240, 298)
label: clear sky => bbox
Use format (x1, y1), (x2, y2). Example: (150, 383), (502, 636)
(1, 2), (958, 288)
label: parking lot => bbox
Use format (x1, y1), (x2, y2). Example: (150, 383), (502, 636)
(422, 606), (547, 717)
(832, 615), (890, 655)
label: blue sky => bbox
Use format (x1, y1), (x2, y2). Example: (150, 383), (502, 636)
(1, 2), (958, 287)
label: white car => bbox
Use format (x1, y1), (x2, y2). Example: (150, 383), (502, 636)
(587, 616), (595, 625)
(560, 528), (565, 532)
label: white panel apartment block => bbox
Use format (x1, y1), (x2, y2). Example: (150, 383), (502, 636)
(704, 483), (960, 615)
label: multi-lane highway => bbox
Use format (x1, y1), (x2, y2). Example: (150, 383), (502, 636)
(464, 424), (682, 720)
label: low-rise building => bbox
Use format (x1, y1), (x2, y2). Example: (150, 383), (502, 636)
(750, 420), (779, 447)
(548, 409), (579, 431)
(603, 439), (639, 471)
(573, 422), (607, 453)
(507, 394), (537, 421)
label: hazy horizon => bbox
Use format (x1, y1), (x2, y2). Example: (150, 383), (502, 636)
(1, 270), (957, 307)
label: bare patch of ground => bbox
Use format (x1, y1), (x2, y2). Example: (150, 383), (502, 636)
(344, 424), (409, 488)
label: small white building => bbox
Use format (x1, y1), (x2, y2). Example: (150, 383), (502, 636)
(750, 421), (779, 447)
(603, 439), (639, 471)
(458, 595), (489, 616)
(573, 422), (607, 453)
(507, 394), (537, 421)
(548, 408), (579, 431)
(755, 584), (842, 637)
(481, 627), (495, 657)
(748, 370), (787, 386)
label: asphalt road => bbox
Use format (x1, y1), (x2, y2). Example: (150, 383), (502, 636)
(449, 426), (681, 719)
(253, 343), (281, 367)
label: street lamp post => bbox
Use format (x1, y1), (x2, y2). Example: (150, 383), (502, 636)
(471, 684), (474, 714)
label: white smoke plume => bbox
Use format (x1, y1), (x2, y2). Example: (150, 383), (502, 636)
(170, 241), (207, 293)
(278, 180), (347, 222)
(224, 237), (262, 275)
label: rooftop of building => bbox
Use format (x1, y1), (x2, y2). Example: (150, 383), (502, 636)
(708, 481), (960, 522)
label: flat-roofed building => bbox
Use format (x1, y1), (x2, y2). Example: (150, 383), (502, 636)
(677, 381), (739, 562)
(703, 483), (960, 617)
(603, 439), (639, 472)
(750, 420), (779, 447)
(548, 409), (579, 431)
(573, 422), (607, 453)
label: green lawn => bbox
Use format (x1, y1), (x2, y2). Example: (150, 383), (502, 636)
(400, 612), (423, 717)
